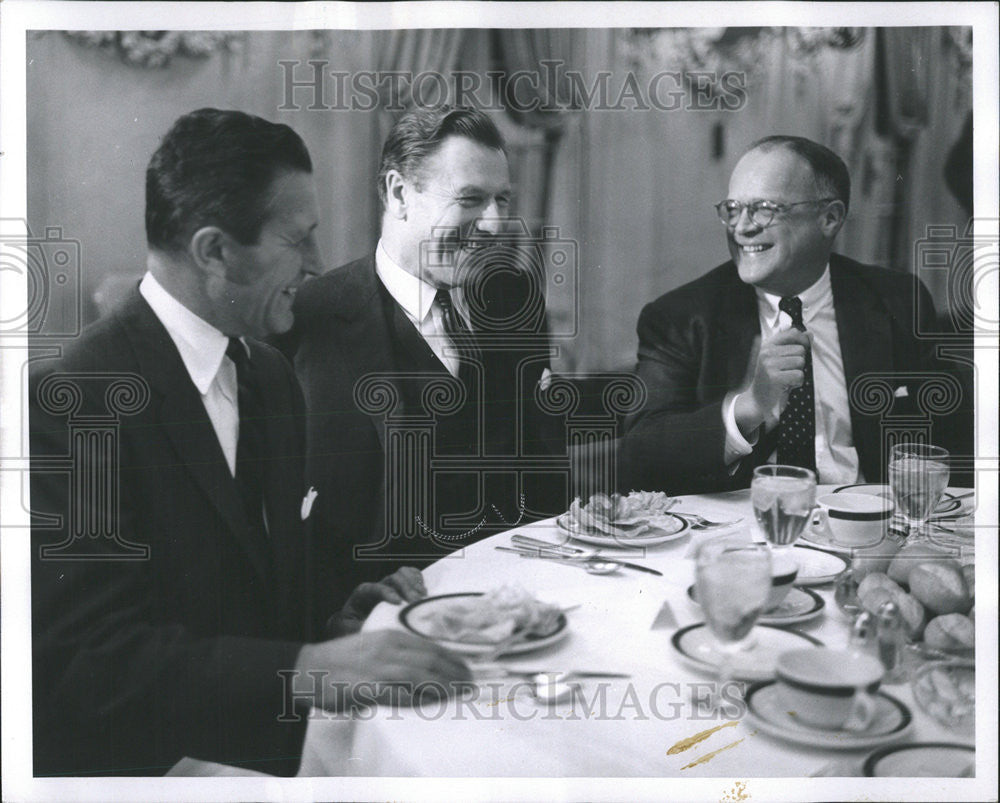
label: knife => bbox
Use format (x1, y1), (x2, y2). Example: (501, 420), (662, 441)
(511, 534), (585, 553)
(497, 545), (664, 577)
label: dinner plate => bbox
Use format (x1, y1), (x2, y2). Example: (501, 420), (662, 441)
(686, 585), (825, 627)
(670, 624), (822, 682)
(833, 483), (964, 515)
(555, 511), (689, 548)
(862, 742), (975, 777)
(746, 681), (913, 750)
(399, 593), (569, 656)
(789, 544), (848, 585)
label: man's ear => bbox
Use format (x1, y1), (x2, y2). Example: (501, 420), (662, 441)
(189, 226), (229, 279)
(819, 199), (846, 239)
(383, 170), (409, 220)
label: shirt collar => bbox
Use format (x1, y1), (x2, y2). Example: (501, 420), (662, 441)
(375, 240), (437, 324)
(139, 272), (230, 395)
(756, 264), (832, 328)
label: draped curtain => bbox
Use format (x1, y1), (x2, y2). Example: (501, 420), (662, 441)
(29, 28), (971, 363)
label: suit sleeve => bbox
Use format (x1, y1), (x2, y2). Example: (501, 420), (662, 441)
(30, 368), (308, 777)
(619, 301), (741, 494)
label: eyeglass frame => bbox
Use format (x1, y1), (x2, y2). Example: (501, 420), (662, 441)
(714, 197), (838, 227)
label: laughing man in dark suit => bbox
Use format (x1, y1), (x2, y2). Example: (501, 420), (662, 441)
(287, 107), (564, 606)
(30, 109), (469, 777)
(622, 135), (963, 494)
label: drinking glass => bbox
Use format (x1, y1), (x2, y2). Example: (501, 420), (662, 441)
(751, 465), (817, 554)
(888, 443), (950, 543)
(694, 538), (771, 712)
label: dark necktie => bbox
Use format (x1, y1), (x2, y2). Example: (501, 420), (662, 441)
(776, 296), (817, 475)
(435, 288), (475, 382)
(226, 338), (266, 529)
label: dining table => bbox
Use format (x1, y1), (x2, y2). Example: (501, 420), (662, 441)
(293, 485), (982, 785)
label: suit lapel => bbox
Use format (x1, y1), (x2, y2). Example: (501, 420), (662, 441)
(120, 292), (273, 582)
(714, 265), (760, 393)
(328, 259), (407, 451)
(830, 257), (893, 480)
(830, 257), (894, 392)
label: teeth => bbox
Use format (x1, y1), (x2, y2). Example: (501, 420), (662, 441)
(741, 244), (770, 253)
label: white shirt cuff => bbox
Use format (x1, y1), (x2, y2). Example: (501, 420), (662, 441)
(723, 391), (758, 471)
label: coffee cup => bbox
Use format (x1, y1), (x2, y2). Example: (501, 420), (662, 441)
(766, 553), (799, 610)
(810, 493), (893, 547)
(775, 648), (883, 730)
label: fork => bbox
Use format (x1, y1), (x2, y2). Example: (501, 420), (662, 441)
(676, 512), (744, 529)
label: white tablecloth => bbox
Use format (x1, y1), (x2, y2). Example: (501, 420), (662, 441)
(297, 488), (976, 778)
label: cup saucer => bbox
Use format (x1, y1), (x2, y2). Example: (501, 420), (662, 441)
(686, 585), (825, 626)
(745, 681), (914, 750)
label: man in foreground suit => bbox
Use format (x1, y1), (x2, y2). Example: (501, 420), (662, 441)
(622, 135), (966, 494)
(287, 106), (564, 606)
(30, 109), (469, 777)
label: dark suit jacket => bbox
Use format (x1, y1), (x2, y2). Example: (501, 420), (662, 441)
(30, 289), (312, 776)
(621, 254), (966, 494)
(284, 255), (565, 612)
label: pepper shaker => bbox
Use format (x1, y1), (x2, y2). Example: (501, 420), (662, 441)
(876, 600), (907, 683)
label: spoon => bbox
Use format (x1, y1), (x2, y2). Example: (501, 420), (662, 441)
(580, 558), (622, 575)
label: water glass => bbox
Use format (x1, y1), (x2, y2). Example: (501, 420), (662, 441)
(888, 443), (950, 542)
(751, 464), (817, 553)
(694, 538), (771, 712)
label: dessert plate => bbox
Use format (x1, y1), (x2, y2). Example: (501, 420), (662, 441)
(863, 742), (975, 777)
(670, 624), (822, 682)
(833, 483), (963, 515)
(781, 545), (848, 585)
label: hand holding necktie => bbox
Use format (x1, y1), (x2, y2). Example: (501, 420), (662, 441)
(734, 327), (811, 436)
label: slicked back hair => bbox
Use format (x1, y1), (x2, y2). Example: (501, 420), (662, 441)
(376, 106), (506, 206)
(146, 108), (312, 253)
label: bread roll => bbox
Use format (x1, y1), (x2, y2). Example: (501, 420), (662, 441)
(857, 573), (925, 638)
(851, 539), (901, 579)
(924, 613), (975, 651)
(858, 572), (902, 602)
(962, 563), (975, 599)
(909, 563), (972, 614)
(892, 590), (927, 640)
(887, 543), (950, 585)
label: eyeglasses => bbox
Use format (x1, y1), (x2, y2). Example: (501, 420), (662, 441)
(714, 198), (837, 227)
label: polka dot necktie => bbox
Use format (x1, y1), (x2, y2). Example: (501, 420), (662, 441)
(776, 296), (816, 475)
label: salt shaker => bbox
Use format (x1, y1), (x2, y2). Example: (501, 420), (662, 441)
(848, 610), (878, 657)
(876, 601), (907, 683)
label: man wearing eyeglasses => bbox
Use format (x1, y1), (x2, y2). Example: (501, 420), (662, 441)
(621, 135), (957, 493)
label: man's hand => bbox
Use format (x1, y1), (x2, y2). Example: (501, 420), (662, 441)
(734, 329), (811, 437)
(332, 567), (427, 636)
(292, 629), (471, 711)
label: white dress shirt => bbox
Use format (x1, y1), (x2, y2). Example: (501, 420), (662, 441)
(723, 266), (862, 484)
(140, 272), (241, 476)
(374, 240), (467, 378)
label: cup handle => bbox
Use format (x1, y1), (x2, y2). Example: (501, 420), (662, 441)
(843, 690), (878, 731)
(810, 507), (830, 538)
